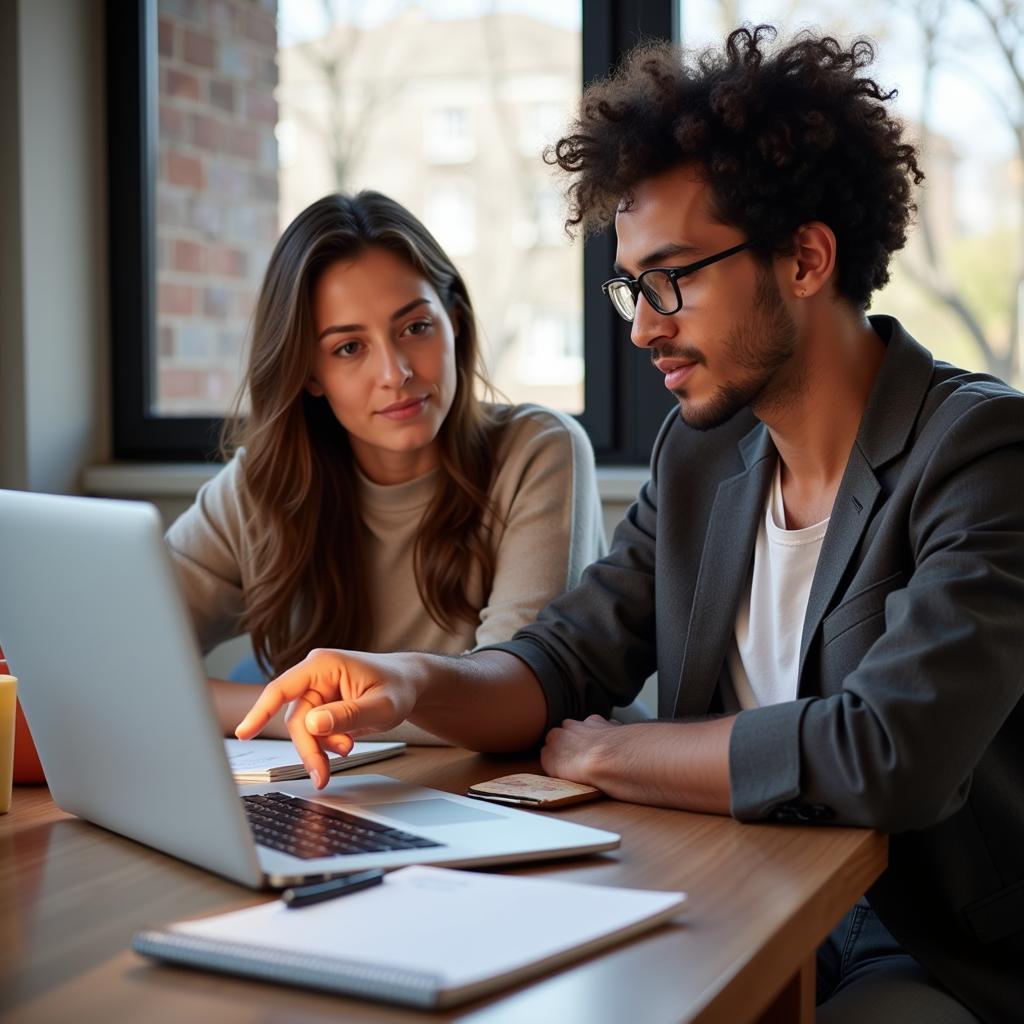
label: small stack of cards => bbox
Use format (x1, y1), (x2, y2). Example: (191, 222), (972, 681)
(466, 773), (602, 808)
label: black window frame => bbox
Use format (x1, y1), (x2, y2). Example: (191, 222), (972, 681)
(106, 0), (676, 463)
(577, 0), (678, 461)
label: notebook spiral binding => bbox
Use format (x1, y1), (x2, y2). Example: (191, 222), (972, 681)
(132, 929), (444, 1008)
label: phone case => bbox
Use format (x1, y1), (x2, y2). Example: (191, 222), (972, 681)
(466, 773), (601, 808)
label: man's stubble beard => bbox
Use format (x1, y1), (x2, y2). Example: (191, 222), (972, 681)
(675, 272), (801, 432)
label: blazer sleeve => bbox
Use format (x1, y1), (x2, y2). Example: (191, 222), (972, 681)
(730, 391), (1024, 831)
(473, 409), (606, 647)
(165, 455), (249, 655)
(482, 410), (673, 727)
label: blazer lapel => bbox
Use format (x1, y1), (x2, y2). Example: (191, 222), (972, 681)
(796, 316), (935, 689)
(795, 445), (881, 688)
(671, 426), (775, 718)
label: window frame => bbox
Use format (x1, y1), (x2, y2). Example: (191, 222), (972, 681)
(578, 0), (678, 461)
(106, 0), (676, 463)
(107, 0), (224, 459)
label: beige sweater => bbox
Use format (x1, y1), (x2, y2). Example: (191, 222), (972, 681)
(166, 404), (606, 741)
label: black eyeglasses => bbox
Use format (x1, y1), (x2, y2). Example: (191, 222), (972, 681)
(601, 240), (760, 322)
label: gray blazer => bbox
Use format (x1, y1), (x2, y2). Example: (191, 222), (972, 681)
(491, 317), (1024, 1023)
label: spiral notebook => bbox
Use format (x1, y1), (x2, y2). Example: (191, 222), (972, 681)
(133, 865), (687, 1009)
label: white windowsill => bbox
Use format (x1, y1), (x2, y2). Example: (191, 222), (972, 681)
(82, 462), (649, 502)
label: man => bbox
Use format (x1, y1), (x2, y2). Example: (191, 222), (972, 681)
(238, 27), (1024, 1023)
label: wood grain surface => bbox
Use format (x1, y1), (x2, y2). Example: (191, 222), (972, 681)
(0, 747), (886, 1024)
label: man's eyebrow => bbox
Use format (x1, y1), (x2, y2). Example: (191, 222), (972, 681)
(612, 243), (701, 276)
(316, 298), (432, 342)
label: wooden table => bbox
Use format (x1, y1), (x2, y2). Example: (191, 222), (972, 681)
(0, 748), (886, 1024)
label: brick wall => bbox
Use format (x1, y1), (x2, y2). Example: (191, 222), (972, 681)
(156, 0), (278, 415)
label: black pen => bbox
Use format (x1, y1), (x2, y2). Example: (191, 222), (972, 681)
(282, 869), (385, 909)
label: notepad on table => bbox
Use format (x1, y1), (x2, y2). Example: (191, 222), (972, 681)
(223, 738), (405, 783)
(133, 864), (686, 1009)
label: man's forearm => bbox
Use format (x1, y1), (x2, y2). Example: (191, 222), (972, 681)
(542, 716), (735, 814)
(407, 650), (549, 752)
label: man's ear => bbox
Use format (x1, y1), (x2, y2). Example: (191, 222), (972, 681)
(305, 378), (325, 398)
(785, 221), (837, 299)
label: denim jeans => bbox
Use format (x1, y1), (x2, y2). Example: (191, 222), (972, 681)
(816, 898), (980, 1023)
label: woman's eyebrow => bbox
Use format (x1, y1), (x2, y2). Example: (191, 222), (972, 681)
(316, 298), (432, 342)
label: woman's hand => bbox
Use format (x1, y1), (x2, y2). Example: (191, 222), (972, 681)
(234, 648), (423, 788)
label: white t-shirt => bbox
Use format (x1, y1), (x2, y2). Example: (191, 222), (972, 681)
(728, 462), (829, 710)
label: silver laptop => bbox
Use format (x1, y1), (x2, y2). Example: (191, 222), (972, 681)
(0, 489), (619, 887)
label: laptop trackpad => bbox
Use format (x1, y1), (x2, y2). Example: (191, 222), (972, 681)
(368, 798), (502, 827)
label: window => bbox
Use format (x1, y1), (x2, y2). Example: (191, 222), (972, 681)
(518, 314), (584, 386)
(107, 1), (679, 462)
(423, 107), (475, 164)
(119, 3), (1024, 464)
(424, 182), (477, 257)
(532, 184), (568, 248)
(517, 99), (564, 155)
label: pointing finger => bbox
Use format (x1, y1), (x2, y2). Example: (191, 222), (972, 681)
(235, 653), (343, 739)
(286, 695), (332, 788)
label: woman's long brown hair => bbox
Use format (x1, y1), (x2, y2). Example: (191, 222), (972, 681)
(224, 192), (507, 674)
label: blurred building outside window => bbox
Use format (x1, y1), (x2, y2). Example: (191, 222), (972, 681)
(424, 181), (478, 256)
(154, 0), (583, 417)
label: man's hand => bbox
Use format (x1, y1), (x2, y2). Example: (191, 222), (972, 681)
(541, 715), (736, 814)
(540, 714), (623, 789)
(234, 648), (424, 788)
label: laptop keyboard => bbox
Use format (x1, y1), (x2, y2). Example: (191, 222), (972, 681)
(241, 792), (443, 860)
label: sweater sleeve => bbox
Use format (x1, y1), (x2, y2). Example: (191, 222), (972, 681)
(472, 407), (606, 648)
(165, 454), (249, 655)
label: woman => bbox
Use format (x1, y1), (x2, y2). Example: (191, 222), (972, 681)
(167, 191), (605, 742)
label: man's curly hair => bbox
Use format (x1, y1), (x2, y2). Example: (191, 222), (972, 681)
(549, 25), (924, 309)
